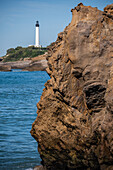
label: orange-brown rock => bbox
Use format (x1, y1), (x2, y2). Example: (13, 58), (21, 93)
(31, 3), (113, 170)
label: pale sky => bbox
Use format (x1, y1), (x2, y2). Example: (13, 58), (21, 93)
(0, 0), (112, 56)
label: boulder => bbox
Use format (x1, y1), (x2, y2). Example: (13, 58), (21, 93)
(31, 3), (113, 170)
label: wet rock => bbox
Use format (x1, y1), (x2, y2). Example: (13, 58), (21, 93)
(31, 3), (113, 170)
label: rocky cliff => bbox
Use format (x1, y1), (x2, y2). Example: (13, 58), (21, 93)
(31, 3), (113, 170)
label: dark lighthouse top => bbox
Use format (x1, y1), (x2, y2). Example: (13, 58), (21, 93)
(36, 21), (39, 27)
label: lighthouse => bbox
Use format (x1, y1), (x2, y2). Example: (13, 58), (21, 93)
(35, 21), (41, 47)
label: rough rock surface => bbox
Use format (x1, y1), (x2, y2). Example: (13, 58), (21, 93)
(31, 3), (113, 170)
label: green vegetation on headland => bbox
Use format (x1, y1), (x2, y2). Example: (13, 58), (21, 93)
(2, 46), (47, 62)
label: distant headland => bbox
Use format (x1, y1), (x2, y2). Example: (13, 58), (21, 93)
(0, 46), (48, 71)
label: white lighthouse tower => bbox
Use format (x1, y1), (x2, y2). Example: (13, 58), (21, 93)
(35, 21), (41, 47)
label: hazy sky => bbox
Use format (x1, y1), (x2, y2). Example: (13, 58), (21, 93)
(0, 0), (112, 56)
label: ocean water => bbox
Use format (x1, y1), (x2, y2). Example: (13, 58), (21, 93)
(0, 70), (50, 170)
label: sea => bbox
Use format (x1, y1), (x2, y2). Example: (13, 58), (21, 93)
(0, 70), (50, 170)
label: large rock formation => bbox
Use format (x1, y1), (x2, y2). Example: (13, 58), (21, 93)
(31, 3), (113, 170)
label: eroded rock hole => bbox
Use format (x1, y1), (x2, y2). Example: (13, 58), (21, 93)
(84, 84), (106, 110)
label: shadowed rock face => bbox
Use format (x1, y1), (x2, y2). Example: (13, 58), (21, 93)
(31, 3), (113, 170)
